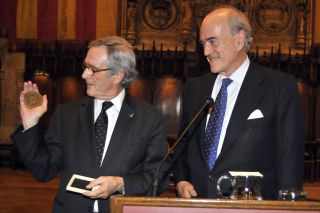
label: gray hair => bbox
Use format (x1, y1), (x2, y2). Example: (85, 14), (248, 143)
(214, 6), (252, 51)
(88, 36), (138, 88)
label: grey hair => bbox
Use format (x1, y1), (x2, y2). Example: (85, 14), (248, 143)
(214, 6), (252, 52)
(88, 36), (138, 88)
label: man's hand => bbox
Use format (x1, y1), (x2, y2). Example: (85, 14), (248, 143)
(176, 181), (197, 198)
(20, 81), (47, 130)
(83, 176), (124, 199)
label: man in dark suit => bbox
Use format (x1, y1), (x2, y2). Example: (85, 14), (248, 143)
(11, 36), (168, 212)
(173, 6), (304, 200)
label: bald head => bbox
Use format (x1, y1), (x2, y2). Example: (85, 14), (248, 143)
(199, 6), (252, 76)
(201, 7), (252, 51)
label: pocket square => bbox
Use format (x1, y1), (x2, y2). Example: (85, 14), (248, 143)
(247, 109), (264, 120)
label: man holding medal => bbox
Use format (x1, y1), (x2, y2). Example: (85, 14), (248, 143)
(11, 36), (169, 213)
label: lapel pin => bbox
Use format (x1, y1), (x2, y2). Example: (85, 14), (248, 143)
(128, 113), (134, 118)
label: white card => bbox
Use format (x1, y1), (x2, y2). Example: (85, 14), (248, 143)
(229, 171), (263, 177)
(66, 174), (95, 194)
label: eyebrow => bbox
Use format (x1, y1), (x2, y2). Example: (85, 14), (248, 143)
(199, 36), (218, 43)
(83, 62), (99, 69)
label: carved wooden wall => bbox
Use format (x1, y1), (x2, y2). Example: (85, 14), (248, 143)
(121, 0), (313, 55)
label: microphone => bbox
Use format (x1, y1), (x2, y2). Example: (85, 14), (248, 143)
(150, 97), (214, 197)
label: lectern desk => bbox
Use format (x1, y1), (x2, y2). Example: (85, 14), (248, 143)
(110, 196), (320, 213)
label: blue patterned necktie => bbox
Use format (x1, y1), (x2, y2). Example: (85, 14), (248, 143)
(94, 101), (113, 165)
(203, 78), (232, 170)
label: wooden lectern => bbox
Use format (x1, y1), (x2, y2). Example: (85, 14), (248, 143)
(110, 196), (320, 213)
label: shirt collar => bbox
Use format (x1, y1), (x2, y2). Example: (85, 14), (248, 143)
(218, 55), (250, 84)
(94, 89), (125, 112)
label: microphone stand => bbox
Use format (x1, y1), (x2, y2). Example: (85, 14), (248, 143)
(150, 98), (213, 197)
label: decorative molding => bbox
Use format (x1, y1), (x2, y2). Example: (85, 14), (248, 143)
(295, 0), (309, 48)
(141, 0), (179, 30)
(122, 0), (197, 51)
(127, 1), (138, 45)
(253, 0), (293, 35)
(120, 0), (312, 54)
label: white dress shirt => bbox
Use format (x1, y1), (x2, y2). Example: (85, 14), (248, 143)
(207, 56), (250, 158)
(93, 89), (125, 212)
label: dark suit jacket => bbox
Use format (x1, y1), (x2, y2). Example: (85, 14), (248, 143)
(11, 94), (168, 212)
(173, 62), (304, 199)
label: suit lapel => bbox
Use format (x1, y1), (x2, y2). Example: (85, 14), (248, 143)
(78, 97), (99, 166)
(100, 94), (135, 168)
(213, 63), (266, 168)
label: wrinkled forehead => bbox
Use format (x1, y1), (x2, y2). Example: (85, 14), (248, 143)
(200, 12), (231, 40)
(85, 46), (109, 65)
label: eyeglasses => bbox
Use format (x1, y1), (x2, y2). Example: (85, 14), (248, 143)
(82, 62), (111, 74)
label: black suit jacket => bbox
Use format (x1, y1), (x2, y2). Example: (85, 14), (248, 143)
(12, 94), (168, 212)
(173, 62), (304, 199)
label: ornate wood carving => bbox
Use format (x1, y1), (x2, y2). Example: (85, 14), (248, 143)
(121, 0), (312, 54)
(127, 1), (138, 44)
(253, 0), (293, 35)
(123, 0), (196, 51)
(141, 0), (179, 30)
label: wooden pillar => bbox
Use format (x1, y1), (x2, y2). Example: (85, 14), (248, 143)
(313, 0), (320, 44)
(0, 38), (25, 144)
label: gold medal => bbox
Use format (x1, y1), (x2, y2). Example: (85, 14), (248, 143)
(23, 91), (43, 109)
